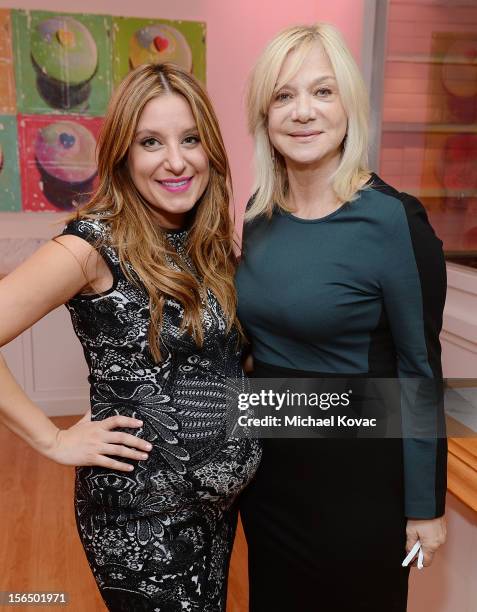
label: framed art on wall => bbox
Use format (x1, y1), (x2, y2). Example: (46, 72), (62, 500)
(0, 8), (206, 214)
(17, 113), (102, 212)
(12, 10), (113, 116)
(112, 16), (206, 85)
(0, 114), (21, 211)
(0, 9), (16, 114)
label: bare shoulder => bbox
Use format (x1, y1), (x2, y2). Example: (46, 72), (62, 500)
(53, 233), (104, 280)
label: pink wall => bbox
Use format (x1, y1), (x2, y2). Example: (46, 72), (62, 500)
(203, 0), (365, 215)
(0, 0), (364, 219)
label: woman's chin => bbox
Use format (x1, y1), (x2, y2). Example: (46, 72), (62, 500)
(285, 150), (341, 170)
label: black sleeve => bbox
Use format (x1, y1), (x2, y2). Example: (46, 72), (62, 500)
(380, 194), (447, 518)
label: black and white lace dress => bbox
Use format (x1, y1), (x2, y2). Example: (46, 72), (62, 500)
(61, 218), (261, 612)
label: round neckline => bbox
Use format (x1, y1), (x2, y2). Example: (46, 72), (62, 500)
(282, 202), (350, 224)
(281, 172), (376, 224)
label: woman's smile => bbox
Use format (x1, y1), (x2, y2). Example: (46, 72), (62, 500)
(155, 176), (194, 193)
(288, 130), (323, 141)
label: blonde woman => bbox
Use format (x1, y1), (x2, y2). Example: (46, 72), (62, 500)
(236, 24), (447, 611)
(0, 63), (260, 611)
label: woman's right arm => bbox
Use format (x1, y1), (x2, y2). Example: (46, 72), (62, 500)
(0, 237), (151, 472)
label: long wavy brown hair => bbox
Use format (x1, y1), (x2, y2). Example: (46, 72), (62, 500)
(70, 63), (240, 362)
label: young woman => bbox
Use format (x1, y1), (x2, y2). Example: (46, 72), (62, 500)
(0, 63), (260, 612)
(236, 24), (447, 611)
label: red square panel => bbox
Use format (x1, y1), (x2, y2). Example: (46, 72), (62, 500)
(17, 113), (103, 212)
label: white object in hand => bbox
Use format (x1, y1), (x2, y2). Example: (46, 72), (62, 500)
(402, 540), (424, 570)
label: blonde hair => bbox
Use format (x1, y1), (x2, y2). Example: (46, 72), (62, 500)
(246, 23), (371, 220)
(70, 63), (240, 362)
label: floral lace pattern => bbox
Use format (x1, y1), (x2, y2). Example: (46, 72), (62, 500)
(62, 219), (261, 612)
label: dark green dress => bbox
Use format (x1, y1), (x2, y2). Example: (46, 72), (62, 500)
(235, 173), (447, 611)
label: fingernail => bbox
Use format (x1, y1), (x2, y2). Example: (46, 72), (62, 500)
(136, 420), (143, 425)
(128, 465), (134, 470)
(140, 453), (148, 459)
(145, 443), (152, 450)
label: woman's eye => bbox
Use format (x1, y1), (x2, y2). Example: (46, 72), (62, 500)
(275, 92), (291, 102)
(315, 88), (332, 97)
(141, 137), (161, 148)
(183, 135), (200, 145)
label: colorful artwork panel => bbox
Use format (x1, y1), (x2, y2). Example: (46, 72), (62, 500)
(0, 10), (16, 114)
(12, 10), (113, 116)
(430, 31), (477, 124)
(112, 16), (206, 85)
(0, 115), (21, 211)
(17, 114), (102, 212)
(0, 9), (206, 213)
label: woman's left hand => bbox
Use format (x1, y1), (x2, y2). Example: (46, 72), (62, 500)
(406, 515), (447, 567)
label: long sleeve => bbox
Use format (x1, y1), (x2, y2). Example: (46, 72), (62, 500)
(380, 193), (447, 518)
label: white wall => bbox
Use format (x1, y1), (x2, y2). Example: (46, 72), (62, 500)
(442, 264), (477, 379)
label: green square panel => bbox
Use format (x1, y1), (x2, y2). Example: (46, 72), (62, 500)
(12, 9), (113, 116)
(112, 16), (206, 85)
(0, 115), (21, 211)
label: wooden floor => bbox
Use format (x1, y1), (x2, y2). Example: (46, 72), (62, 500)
(0, 416), (249, 612)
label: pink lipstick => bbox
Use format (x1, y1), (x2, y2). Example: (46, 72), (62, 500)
(156, 176), (193, 193)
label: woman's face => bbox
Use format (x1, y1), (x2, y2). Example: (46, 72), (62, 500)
(128, 93), (210, 229)
(267, 42), (348, 171)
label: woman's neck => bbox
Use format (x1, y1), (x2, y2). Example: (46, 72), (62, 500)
(285, 155), (341, 220)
